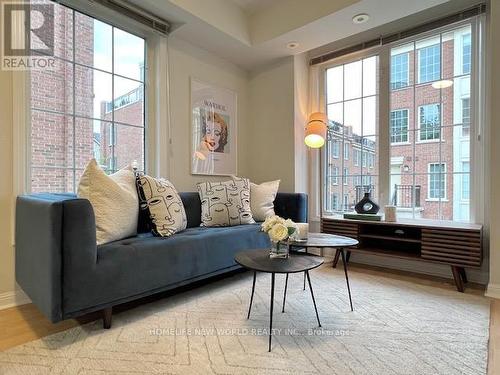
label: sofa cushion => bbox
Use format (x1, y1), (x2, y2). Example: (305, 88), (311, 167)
(250, 179), (280, 221)
(63, 224), (269, 314)
(77, 159), (138, 245)
(197, 177), (255, 227)
(137, 175), (187, 237)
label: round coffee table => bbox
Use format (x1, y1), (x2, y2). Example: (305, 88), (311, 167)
(234, 249), (324, 352)
(289, 233), (359, 311)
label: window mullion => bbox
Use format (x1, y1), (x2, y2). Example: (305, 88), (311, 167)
(72, 9), (76, 192)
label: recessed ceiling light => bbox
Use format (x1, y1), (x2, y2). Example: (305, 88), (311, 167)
(286, 41), (299, 49)
(432, 80), (454, 89)
(352, 13), (370, 24)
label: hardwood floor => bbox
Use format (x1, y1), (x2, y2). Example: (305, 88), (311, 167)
(0, 264), (497, 374)
(489, 298), (500, 375)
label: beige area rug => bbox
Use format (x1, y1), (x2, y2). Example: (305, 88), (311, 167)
(0, 265), (490, 375)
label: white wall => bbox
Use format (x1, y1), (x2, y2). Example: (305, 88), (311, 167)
(0, 58), (17, 306)
(247, 57), (296, 191)
(165, 36), (251, 191)
(486, 1), (500, 299)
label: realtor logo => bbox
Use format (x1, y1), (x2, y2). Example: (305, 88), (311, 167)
(1, 1), (55, 70)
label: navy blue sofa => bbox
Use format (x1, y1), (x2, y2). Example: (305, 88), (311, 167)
(15, 192), (307, 328)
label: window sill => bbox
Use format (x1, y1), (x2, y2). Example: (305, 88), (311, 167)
(425, 198), (448, 202)
(415, 139), (445, 144)
(390, 142), (411, 146)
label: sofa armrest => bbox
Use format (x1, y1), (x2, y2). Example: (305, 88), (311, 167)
(274, 193), (308, 223)
(15, 193), (97, 322)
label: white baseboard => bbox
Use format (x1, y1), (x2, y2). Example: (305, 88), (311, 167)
(486, 283), (500, 299)
(0, 289), (31, 310)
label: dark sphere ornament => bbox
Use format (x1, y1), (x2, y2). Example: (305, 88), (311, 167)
(355, 192), (380, 214)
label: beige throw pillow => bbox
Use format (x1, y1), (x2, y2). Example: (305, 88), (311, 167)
(136, 175), (187, 237)
(197, 177), (255, 227)
(250, 180), (280, 221)
(78, 159), (138, 245)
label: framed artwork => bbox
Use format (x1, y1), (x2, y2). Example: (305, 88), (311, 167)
(191, 78), (237, 176)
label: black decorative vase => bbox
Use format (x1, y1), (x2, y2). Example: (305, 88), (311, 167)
(355, 192), (380, 214)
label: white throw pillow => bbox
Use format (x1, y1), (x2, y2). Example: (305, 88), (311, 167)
(78, 159), (138, 245)
(250, 180), (280, 222)
(136, 175), (187, 237)
(197, 177), (255, 227)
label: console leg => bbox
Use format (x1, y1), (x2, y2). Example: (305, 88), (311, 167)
(451, 266), (465, 293)
(103, 307), (112, 329)
(459, 267), (468, 284)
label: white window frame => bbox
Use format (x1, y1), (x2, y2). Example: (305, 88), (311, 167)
(314, 16), (484, 224)
(427, 163), (447, 200)
(15, 1), (169, 195)
(343, 167), (348, 185)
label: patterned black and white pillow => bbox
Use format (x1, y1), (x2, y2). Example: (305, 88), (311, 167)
(136, 175), (187, 237)
(197, 177), (255, 227)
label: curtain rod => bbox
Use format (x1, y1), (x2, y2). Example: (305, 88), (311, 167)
(310, 3), (486, 66)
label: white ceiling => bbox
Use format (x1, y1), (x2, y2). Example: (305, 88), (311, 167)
(230, 0), (283, 15)
(129, 0), (474, 71)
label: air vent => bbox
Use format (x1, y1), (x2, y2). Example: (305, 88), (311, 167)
(97, 0), (169, 34)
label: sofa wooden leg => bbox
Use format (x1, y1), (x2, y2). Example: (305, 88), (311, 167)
(103, 307), (113, 329)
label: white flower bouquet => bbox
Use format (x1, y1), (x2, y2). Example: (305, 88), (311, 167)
(261, 215), (297, 258)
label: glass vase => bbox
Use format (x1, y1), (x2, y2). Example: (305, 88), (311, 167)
(269, 240), (289, 259)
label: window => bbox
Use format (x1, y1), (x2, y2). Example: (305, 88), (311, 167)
(390, 109), (409, 143)
(391, 53), (409, 89)
(324, 22), (479, 222)
(325, 56), (379, 214)
(463, 33), (471, 74)
(418, 44), (441, 83)
(462, 162), (470, 200)
(332, 140), (340, 158)
(462, 97), (470, 137)
(332, 166), (339, 185)
(29, 2), (146, 192)
(354, 149), (360, 166)
(388, 24), (474, 221)
(428, 163), (446, 199)
(419, 104), (441, 141)
(332, 194), (339, 210)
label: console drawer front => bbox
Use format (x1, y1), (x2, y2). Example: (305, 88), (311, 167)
(321, 219), (359, 241)
(421, 228), (481, 267)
